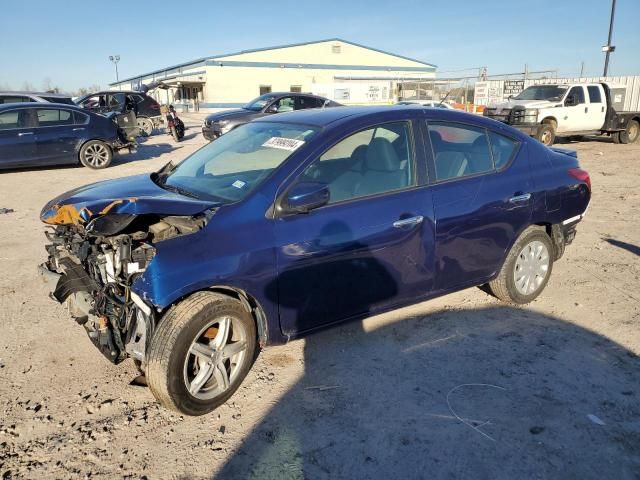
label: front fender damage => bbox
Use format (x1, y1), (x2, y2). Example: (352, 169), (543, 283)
(38, 203), (217, 365)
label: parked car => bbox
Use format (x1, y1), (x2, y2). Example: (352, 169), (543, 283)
(75, 90), (162, 136)
(397, 100), (453, 109)
(484, 82), (640, 146)
(202, 92), (341, 140)
(0, 103), (133, 170)
(38, 106), (590, 415)
(0, 91), (74, 105)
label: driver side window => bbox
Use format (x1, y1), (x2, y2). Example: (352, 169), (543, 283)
(566, 86), (585, 105)
(300, 122), (415, 204)
(273, 97), (295, 113)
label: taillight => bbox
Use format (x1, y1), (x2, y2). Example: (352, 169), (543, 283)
(568, 168), (591, 192)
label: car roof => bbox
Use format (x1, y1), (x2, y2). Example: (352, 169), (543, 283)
(0, 91), (71, 98)
(257, 104), (523, 132)
(263, 92), (327, 99)
(0, 102), (86, 111)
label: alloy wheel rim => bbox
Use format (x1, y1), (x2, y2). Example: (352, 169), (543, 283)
(183, 316), (248, 400)
(541, 130), (552, 145)
(137, 119), (152, 135)
(84, 144), (109, 167)
(513, 240), (550, 295)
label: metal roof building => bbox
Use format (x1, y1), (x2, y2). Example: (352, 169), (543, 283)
(109, 38), (436, 109)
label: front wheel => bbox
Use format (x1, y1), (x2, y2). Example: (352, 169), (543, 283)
(488, 227), (554, 304)
(79, 140), (113, 169)
(536, 124), (555, 146)
(146, 292), (257, 416)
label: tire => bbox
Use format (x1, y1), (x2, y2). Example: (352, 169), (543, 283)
(137, 117), (154, 137)
(170, 126), (180, 142)
(612, 132), (622, 144)
(618, 120), (640, 144)
(536, 124), (555, 146)
(146, 291), (257, 416)
(488, 227), (554, 304)
(79, 140), (113, 169)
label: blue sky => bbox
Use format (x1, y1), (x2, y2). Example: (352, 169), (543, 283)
(1, 0), (638, 92)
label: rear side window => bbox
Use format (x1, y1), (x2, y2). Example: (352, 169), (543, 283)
(73, 111), (89, 125)
(428, 123), (494, 182)
(0, 110), (20, 129)
(0, 96), (32, 104)
(36, 109), (73, 127)
(587, 86), (602, 103)
(488, 131), (518, 169)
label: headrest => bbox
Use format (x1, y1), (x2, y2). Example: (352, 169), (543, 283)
(350, 144), (368, 164)
(366, 138), (400, 172)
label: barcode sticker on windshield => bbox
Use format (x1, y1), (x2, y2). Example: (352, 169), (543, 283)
(262, 137), (305, 151)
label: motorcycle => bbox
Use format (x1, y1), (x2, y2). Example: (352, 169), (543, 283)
(166, 105), (185, 142)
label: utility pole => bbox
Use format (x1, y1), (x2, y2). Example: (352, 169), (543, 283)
(580, 61), (585, 77)
(602, 0), (616, 76)
(109, 55), (121, 87)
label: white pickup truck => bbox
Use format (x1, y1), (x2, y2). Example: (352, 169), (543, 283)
(484, 82), (640, 146)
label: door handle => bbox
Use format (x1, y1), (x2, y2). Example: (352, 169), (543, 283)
(584, 107), (588, 113)
(393, 216), (424, 228)
(18, 132), (33, 136)
(72, 127), (85, 131)
(509, 193), (531, 203)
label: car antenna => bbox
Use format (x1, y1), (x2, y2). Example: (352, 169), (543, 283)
(438, 88), (453, 108)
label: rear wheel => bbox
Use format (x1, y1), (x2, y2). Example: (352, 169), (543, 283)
(137, 117), (154, 137)
(536, 124), (555, 146)
(488, 227), (554, 304)
(146, 292), (257, 416)
(170, 126), (180, 142)
(79, 140), (112, 169)
(619, 120), (640, 144)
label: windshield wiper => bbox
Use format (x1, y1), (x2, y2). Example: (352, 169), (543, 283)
(160, 183), (203, 199)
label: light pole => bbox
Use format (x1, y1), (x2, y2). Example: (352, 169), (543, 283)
(109, 55), (121, 85)
(602, 0), (616, 76)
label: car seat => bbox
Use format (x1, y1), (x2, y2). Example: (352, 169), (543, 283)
(355, 137), (407, 196)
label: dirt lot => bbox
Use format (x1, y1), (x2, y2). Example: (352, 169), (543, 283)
(0, 117), (639, 479)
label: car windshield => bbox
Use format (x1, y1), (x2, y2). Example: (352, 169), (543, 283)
(514, 85), (568, 101)
(243, 94), (276, 111)
(158, 122), (318, 203)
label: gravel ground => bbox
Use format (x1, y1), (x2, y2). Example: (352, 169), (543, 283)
(0, 117), (639, 479)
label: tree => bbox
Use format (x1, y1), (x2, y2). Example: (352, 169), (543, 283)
(21, 81), (36, 92)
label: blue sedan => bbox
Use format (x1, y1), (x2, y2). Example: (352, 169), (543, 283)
(38, 106), (591, 415)
(0, 103), (130, 170)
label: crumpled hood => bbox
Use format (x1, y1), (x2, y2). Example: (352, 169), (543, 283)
(40, 173), (216, 225)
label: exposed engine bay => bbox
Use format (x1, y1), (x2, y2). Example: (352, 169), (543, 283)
(39, 211), (214, 365)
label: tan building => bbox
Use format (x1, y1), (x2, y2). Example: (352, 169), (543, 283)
(110, 38), (436, 109)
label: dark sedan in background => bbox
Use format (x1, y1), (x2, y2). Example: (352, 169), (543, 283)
(202, 92), (341, 140)
(0, 103), (132, 170)
(0, 91), (75, 105)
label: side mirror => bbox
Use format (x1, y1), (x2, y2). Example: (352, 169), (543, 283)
(266, 104), (278, 114)
(285, 182), (330, 213)
(565, 95), (577, 106)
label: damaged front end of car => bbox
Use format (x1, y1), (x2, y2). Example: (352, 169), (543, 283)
(38, 201), (215, 366)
